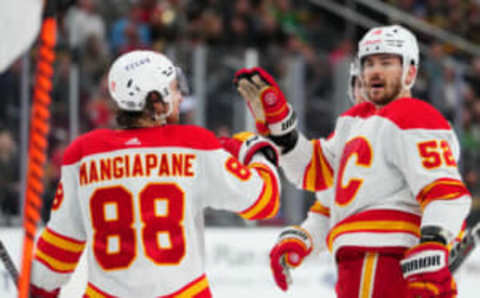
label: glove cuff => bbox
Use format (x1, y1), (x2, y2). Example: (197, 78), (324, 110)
(268, 104), (297, 136)
(236, 133), (279, 166)
(278, 225), (313, 256)
(401, 242), (448, 278)
(420, 226), (450, 245)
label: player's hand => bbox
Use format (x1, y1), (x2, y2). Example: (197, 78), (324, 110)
(269, 226), (312, 291)
(401, 242), (457, 298)
(219, 132), (279, 166)
(234, 67), (296, 136)
(30, 284), (60, 298)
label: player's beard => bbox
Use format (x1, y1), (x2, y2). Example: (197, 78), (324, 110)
(367, 77), (403, 106)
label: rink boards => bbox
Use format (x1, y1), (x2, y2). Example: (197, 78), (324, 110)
(0, 227), (479, 297)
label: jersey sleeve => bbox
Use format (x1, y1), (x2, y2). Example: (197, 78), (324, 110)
(387, 100), (471, 240)
(202, 148), (281, 221)
(31, 143), (87, 291)
(301, 188), (333, 254)
(279, 132), (334, 192)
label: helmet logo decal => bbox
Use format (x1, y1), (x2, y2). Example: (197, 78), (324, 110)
(110, 81), (116, 92)
(361, 39), (381, 46)
(162, 65), (174, 77)
(124, 57), (151, 71)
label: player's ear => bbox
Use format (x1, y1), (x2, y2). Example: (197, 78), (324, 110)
(405, 64), (417, 87)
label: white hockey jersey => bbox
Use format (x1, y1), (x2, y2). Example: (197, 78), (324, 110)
(31, 125), (280, 297)
(281, 98), (471, 256)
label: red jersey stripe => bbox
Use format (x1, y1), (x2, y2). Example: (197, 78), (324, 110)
(416, 178), (470, 209)
(326, 210), (421, 252)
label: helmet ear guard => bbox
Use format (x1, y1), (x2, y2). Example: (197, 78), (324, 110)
(357, 24), (419, 91)
(348, 60), (360, 104)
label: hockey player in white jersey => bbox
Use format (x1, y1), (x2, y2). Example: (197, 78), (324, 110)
(234, 25), (471, 298)
(29, 50), (282, 297)
(268, 60), (367, 291)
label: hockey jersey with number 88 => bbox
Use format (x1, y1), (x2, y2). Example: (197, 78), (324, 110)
(31, 125), (280, 297)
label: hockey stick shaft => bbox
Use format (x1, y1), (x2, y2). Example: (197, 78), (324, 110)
(0, 240), (19, 286)
(448, 222), (480, 273)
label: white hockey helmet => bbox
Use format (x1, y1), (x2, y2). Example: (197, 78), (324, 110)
(358, 24), (419, 90)
(348, 59), (360, 104)
(108, 50), (180, 114)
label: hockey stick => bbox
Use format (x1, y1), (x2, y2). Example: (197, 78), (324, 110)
(449, 222), (480, 273)
(0, 240), (19, 286)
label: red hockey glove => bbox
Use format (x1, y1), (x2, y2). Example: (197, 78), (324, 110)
(218, 132), (279, 166)
(401, 242), (457, 298)
(234, 67), (296, 136)
(30, 284), (60, 298)
(269, 226), (312, 291)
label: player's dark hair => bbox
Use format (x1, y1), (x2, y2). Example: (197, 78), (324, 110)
(115, 91), (165, 129)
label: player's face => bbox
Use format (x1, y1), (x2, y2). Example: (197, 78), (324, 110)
(362, 54), (403, 106)
(166, 80), (183, 124)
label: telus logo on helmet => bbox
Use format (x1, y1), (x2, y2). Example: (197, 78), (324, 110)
(124, 57), (152, 71)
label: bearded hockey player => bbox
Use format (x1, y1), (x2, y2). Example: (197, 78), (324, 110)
(29, 50), (281, 297)
(235, 25), (471, 298)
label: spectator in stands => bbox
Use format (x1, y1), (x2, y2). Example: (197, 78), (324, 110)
(328, 38), (354, 66)
(65, 0), (106, 50)
(201, 10), (224, 45)
(0, 59), (21, 127)
(79, 34), (111, 93)
(0, 129), (19, 225)
(465, 57), (480, 97)
(50, 50), (72, 132)
(149, 0), (187, 48)
(110, 4), (151, 55)
(85, 76), (114, 130)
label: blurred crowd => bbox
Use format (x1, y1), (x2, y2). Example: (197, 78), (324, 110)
(0, 0), (479, 226)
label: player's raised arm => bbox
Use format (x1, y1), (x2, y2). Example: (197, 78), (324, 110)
(233, 68), (336, 193)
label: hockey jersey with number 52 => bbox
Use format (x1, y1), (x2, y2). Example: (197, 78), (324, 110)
(30, 125), (280, 297)
(280, 98), (471, 256)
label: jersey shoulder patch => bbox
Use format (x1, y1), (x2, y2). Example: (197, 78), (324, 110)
(377, 97), (450, 130)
